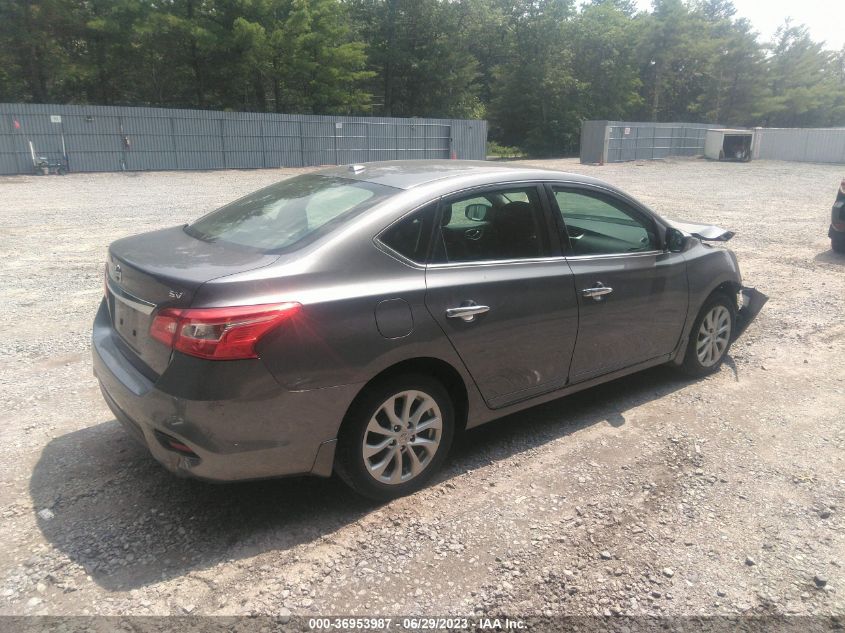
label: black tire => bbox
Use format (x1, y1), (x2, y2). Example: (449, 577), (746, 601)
(334, 374), (455, 501)
(832, 232), (845, 254)
(679, 292), (736, 377)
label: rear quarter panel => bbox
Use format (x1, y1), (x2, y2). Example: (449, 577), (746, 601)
(189, 223), (480, 398)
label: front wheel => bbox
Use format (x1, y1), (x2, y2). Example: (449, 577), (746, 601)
(679, 293), (736, 377)
(334, 375), (454, 501)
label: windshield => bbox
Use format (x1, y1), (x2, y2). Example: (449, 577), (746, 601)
(185, 175), (398, 251)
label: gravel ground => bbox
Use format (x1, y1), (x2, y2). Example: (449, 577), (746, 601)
(0, 158), (843, 619)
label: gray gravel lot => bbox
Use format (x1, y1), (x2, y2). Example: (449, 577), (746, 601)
(0, 158), (843, 618)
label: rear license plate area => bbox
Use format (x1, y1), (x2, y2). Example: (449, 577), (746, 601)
(114, 300), (146, 350)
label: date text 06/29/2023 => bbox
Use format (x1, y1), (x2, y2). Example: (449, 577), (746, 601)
(307, 617), (527, 630)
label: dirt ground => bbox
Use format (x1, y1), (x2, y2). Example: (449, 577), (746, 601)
(0, 158), (843, 619)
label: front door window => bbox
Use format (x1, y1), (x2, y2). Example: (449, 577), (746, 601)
(553, 190), (658, 255)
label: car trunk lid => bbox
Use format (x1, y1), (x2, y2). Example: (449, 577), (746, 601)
(105, 226), (279, 376)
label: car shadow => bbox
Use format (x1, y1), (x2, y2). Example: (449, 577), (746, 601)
(449, 364), (688, 462)
(814, 249), (845, 265)
(30, 365), (691, 591)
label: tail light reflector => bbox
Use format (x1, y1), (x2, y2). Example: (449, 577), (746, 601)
(150, 302), (301, 360)
(154, 431), (200, 458)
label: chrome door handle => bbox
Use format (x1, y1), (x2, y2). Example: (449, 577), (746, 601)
(446, 303), (490, 322)
(582, 284), (613, 300)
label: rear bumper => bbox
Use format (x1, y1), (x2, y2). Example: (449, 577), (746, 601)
(734, 286), (768, 339)
(92, 300), (359, 482)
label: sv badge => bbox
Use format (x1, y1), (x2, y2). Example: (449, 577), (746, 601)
(168, 289), (184, 299)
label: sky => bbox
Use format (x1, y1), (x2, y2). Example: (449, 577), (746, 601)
(633, 0), (845, 51)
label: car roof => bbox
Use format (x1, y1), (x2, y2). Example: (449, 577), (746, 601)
(315, 160), (608, 191)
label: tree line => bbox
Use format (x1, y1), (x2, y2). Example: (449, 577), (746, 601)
(2, 0), (844, 155)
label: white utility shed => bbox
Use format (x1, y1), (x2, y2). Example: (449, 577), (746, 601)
(704, 128), (754, 161)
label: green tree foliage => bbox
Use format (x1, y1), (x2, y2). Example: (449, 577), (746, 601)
(761, 22), (844, 127)
(345, 0), (484, 118)
(567, 1), (644, 122)
(1, 0), (844, 152)
(636, 0), (717, 122)
(488, 0), (582, 155)
(0, 0), (83, 102)
(692, 14), (768, 125)
(0, 0), (372, 113)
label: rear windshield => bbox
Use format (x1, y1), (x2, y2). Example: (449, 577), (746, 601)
(185, 175), (398, 251)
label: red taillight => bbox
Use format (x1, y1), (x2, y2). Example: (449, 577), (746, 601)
(150, 302), (301, 360)
(149, 310), (180, 345)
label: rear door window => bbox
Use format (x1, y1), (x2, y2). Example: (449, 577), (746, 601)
(186, 174), (398, 252)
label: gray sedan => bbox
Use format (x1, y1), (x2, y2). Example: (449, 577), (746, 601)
(93, 161), (766, 500)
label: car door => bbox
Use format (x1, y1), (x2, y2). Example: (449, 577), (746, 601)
(424, 184), (579, 409)
(549, 185), (689, 383)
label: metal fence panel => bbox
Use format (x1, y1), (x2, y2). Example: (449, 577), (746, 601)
(585, 121), (722, 163)
(368, 123), (397, 162)
(754, 127), (845, 163)
(0, 103), (486, 174)
(584, 120), (845, 165)
(579, 120), (608, 164)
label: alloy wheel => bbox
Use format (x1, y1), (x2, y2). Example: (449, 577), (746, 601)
(696, 305), (731, 367)
(362, 390), (443, 485)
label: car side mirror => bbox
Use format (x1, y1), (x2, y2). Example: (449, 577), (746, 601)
(465, 204), (489, 222)
(665, 227), (687, 253)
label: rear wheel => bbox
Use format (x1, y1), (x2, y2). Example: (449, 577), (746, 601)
(334, 374), (454, 501)
(679, 293), (736, 377)
(832, 232), (845, 254)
